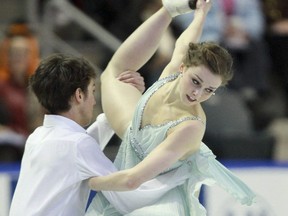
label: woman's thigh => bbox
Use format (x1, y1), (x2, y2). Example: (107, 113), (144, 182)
(126, 188), (188, 216)
(101, 71), (142, 139)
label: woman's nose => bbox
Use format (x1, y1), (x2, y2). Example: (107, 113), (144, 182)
(192, 88), (204, 99)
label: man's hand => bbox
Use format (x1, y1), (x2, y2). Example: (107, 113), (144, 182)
(117, 71), (146, 94)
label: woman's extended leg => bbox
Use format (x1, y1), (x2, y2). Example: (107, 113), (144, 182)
(101, 7), (172, 138)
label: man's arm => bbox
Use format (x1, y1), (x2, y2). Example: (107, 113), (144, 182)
(86, 113), (114, 151)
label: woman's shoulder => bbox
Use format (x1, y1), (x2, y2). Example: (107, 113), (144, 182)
(168, 114), (206, 137)
(178, 104), (206, 125)
(194, 104), (206, 123)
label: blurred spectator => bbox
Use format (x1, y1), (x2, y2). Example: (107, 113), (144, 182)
(262, 0), (288, 161)
(262, 0), (288, 116)
(0, 19), (43, 161)
(0, 19), (39, 81)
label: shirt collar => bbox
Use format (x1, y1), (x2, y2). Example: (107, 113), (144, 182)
(43, 114), (86, 133)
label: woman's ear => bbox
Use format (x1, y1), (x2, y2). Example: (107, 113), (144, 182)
(179, 63), (185, 73)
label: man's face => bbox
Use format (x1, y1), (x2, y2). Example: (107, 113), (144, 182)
(79, 79), (96, 127)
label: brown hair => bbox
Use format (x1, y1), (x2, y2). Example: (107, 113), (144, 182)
(182, 42), (233, 86)
(29, 54), (96, 114)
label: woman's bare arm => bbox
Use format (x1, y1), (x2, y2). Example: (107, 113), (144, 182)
(161, 0), (212, 78)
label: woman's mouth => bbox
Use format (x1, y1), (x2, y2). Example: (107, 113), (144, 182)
(186, 95), (196, 102)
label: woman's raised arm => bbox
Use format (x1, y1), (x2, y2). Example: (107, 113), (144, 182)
(161, 0), (212, 78)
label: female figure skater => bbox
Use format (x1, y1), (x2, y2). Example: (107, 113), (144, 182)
(86, 0), (255, 215)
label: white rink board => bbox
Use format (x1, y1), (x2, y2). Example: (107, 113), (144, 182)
(0, 174), (12, 216)
(204, 165), (288, 216)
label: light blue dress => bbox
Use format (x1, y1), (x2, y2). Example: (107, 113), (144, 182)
(86, 73), (255, 216)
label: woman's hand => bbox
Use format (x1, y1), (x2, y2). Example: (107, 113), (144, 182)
(194, 0), (212, 17)
(117, 71), (146, 94)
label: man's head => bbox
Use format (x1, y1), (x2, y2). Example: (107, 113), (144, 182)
(30, 54), (97, 125)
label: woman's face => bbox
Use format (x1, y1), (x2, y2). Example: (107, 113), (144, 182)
(179, 64), (222, 106)
(8, 37), (30, 81)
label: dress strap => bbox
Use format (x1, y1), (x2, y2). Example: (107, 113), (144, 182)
(132, 73), (180, 132)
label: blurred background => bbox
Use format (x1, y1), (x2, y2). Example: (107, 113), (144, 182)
(0, 0), (288, 215)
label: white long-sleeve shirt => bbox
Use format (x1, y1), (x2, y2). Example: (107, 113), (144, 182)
(9, 114), (116, 216)
(10, 114), (188, 215)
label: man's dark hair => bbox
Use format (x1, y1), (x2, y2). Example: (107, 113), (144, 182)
(29, 53), (96, 114)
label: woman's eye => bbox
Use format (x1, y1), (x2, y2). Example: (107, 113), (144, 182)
(192, 79), (199, 85)
(205, 89), (214, 94)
